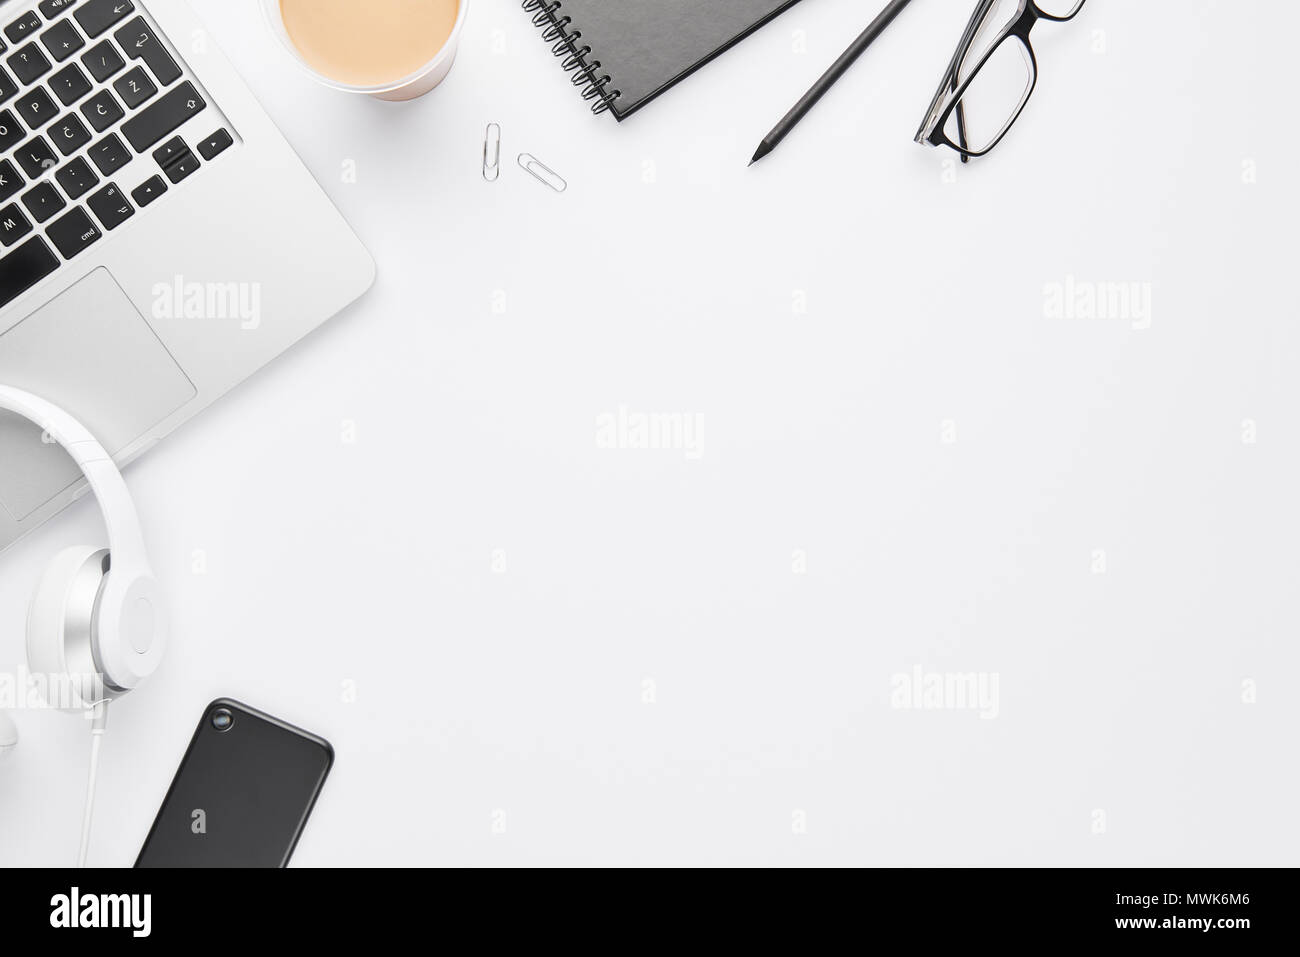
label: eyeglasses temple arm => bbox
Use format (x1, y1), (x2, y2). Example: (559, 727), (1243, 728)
(916, 0), (999, 148)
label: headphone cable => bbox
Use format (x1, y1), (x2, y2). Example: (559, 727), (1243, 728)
(77, 700), (110, 867)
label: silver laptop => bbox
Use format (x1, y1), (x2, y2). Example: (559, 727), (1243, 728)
(0, 0), (375, 553)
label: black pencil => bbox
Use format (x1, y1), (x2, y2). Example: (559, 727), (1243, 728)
(750, 0), (917, 166)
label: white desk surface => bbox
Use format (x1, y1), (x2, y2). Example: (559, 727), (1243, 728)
(2, 0), (1296, 867)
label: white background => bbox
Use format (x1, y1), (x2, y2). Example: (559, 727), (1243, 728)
(2, 0), (1297, 866)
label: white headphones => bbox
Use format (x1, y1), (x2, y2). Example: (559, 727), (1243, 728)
(0, 386), (167, 743)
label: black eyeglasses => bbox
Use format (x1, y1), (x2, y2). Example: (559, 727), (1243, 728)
(916, 0), (1087, 159)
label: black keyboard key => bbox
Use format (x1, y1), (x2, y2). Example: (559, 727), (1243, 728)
(80, 39), (122, 81)
(40, 18), (85, 61)
(0, 63), (17, 103)
(74, 0), (133, 39)
(40, 1), (81, 19)
(197, 127), (231, 161)
(120, 81), (202, 152)
(163, 148), (197, 183)
(49, 112), (89, 154)
(0, 202), (33, 247)
(49, 61), (91, 105)
(14, 136), (55, 178)
(86, 180), (130, 229)
(87, 131), (128, 174)
(0, 236), (59, 308)
(79, 88), (121, 131)
(7, 42), (51, 84)
(0, 109), (23, 152)
(130, 173), (163, 207)
(5, 11), (42, 46)
(46, 204), (99, 257)
(112, 63), (152, 107)
(151, 134), (185, 167)
(22, 180), (65, 222)
(114, 16), (178, 86)
(0, 159), (20, 202)
(54, 155), (97, 198)
(15, 86), (56, 127)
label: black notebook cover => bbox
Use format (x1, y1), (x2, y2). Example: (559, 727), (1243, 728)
(525, 0), (805, 120)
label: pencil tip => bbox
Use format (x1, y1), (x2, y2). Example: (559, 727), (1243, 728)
(750, 141), (772, 166)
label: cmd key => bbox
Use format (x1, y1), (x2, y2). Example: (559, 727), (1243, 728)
(46, 205), (101, 258)
(120, 80), (203, 151)
(0, 236), (58, 309)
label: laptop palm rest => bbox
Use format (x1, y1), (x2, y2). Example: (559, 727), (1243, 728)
(0, 268), (195, 522)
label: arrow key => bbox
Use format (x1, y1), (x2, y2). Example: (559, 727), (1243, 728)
(163, 148), (198, 184)
(197, 128), (232, 160)
(130, 173), (164, 207)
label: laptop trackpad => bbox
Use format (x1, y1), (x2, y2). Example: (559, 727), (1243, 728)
(0, 268), (195, 521)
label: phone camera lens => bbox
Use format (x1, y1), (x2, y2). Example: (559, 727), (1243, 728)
(211, 708), (234, 732)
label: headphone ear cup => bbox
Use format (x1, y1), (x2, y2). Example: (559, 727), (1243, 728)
(27, 546), (110, 712)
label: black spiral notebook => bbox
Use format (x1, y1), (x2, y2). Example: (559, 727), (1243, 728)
(523, 0), (805, 120)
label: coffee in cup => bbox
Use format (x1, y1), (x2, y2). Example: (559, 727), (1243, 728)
(264, 0), (467, 101)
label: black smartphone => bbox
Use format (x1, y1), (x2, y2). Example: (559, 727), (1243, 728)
(136, 698), (334, 868)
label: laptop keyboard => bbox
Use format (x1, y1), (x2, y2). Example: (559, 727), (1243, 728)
(0, 0), (234, 310)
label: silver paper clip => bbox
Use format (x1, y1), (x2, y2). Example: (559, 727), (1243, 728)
(517, 152), (567, 193)
(482, 123), (501, 182)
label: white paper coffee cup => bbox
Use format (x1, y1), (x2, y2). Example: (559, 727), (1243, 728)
(261, 0), (468, 101)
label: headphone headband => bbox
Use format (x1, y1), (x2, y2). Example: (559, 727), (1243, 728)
(0, 386), (151, 577)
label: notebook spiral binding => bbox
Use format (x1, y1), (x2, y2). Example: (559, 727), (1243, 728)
(521, 0), (621, 115)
